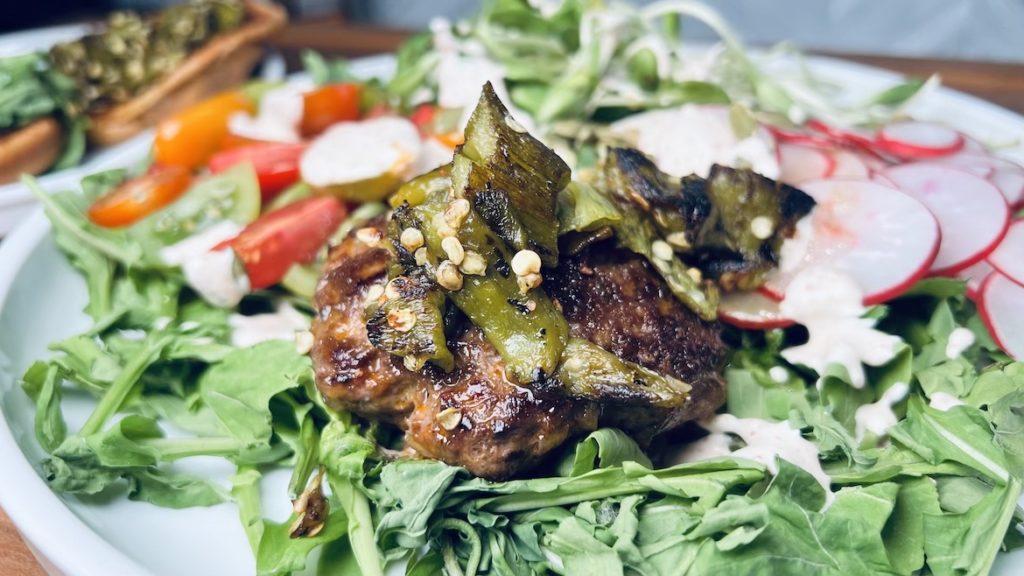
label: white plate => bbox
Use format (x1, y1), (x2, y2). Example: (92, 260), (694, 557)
(1, 53), (1023, 576)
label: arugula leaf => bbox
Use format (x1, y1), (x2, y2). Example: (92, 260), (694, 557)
(199, 341), (312, 448)
(881, 477), (940, 574)
(21, 362), (67, 452)
(889, 396), (1010, 484)
(560, 429), (652, 477)
(256, 510), (347, 576)
(924, 477), (1022, 575)
(232, 467), (266, 555)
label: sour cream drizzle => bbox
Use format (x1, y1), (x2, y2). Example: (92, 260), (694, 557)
(228, 81), (312, 144)
(854, 382), (909, 443)
(160, 221), (250, 308)
(676, 414), (832, 508)
(229, 302), (310, 348)
(945, 327), (976, 359)
(779, 266), (902, 388)
(928, 392), (965, 412)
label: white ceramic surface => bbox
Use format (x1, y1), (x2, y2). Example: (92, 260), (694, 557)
(0, 53), (1023, 576)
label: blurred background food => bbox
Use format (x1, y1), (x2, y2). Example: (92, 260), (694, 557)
(7, 0), (1024, 63)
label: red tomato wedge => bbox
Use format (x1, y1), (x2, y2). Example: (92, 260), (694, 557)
(154, 91), (256, 169)
(88, 166), (193, 228)
(408, 104), (437, 133)
(300, 83), (362, 137)
(218, 196), (347, 289)
(208, 142), (308, 201)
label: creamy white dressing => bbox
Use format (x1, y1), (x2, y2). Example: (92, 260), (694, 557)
(183, 249), (250, 309)
(159, 220), (241, 266)
(412, 136), (456, 176)
(160, 222), (251, 308)
(300, 117), (422, 187)
(229, 302), (310, 348)
(779, 266), (902, 388)
(702, 414), (832, 506)
(228, 81), (312, 143)
(673, 431), (732, 462)
(768, 366), (790, 383)
(854, 382), (909, 443)
(526, 0), (565, 17)
(608, 105), (779, 179)
(945, 327), (976, 359)
(928, 392), (965, 412)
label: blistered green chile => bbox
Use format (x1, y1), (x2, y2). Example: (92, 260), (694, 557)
(457, 82), (571, 267)
(556, 339), (691, 409)
(412, 174), (569, 382)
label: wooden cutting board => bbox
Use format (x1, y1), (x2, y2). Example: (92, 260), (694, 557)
(0, 508), (45, 576)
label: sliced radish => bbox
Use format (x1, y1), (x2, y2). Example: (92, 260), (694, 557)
(883, 163), (1010, 275)
(762, 179), (940, 305)
(778, 143), (835, 184)
(829, 149), (870, 178)
(987, 219), (1024, 287)
(807, 119), (875, 148)
(957, 259), (994, 300)
(979, 272), (1024, 359)
(933, 152), (996, 178)
(871, 173), (899, 188)
(990, 164), (1024, 208)
(876, 121), (965, 159)
(961, 135), (988, 154)
(719, 290), (794, 330)
(935, 153), (1024, 206)
(854, 149), (891, 174)
(767, 125), (835, 149)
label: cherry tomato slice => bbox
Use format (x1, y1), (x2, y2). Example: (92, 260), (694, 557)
(219, 132), (272, 151)
(220, 196), (347, 289)
(208, 142), (308, 201)
(408, 104), (464, 147)
(408, 104), (437, 134)
(154, 91), (256, 169)
(300, 83), (362, 137)
(88, 166), (193, 228)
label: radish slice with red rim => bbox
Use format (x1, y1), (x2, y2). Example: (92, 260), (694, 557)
(719, 290), (794, 330)
(778, 143), (835, 184)
(806, 119), (876, 148)
(935, 153), (1024, 206)
(829, 149), (870, 178)
(987, 219), (1024, 287)
(957, 260), (994, 300)
(876, 121), (965, 159)
(871, 173), (899, 188)
(979, 272), (1024, 359)
(762, 179), (940, 304)
(884, 163), (1010, 275)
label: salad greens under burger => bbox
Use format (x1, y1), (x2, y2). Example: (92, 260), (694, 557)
(16, 1), (1024, 575)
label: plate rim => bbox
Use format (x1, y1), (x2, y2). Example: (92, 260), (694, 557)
(0, 51), (1022, 576)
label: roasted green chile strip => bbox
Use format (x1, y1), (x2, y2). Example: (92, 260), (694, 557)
(413, 175), (569, 382)
(556, 339), (691, 409)
(601, 151), (720, 320)
(456, 82), (571, 267)
(365, 268), (453, 373)
(688, 164), (815, 291)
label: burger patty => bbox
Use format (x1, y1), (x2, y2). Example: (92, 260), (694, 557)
(311, 219), (728, 479)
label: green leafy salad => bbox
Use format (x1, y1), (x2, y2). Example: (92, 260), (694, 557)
(17, 1), (1024, 576)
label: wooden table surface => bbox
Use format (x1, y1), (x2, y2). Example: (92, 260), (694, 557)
(3, 16), (1024, 576)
